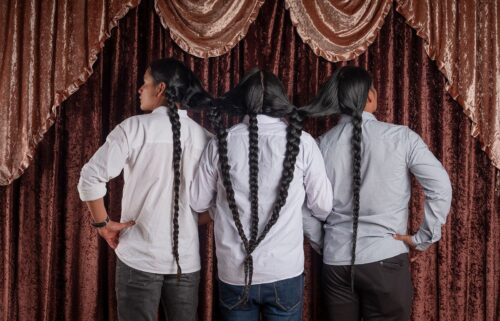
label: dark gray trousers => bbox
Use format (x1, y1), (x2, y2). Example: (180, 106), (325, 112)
(115, 258), (200, 321)
(322, 253), (413, 321)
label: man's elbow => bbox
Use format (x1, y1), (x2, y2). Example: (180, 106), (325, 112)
(440, 178), (453, 206)
(430, 173), (453, 204)
(78, 166), (105, 202)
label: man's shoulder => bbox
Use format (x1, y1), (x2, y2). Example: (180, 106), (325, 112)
(367, 119), (411, 141)
(118, 113), (150, 128)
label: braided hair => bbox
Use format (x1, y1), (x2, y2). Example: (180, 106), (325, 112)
(301, 66), (372, 289)
(149, 58), (212, 278)
(209, 69), (303, 301)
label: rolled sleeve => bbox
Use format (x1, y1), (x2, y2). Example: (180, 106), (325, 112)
(77, 124), (129, 201)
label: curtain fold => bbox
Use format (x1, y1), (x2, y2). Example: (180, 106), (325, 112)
(1, 1), (498, 320)
(2, 0), (499, 186)
(0, 0), (141, 185)
(284, 0), (393, 62)
(154, 0), (265, 58)
(396, 0), (500, 170)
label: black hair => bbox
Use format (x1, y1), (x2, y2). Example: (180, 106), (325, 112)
(301, 66), (372, 289)
(209, 69), (303, 301)
(148, 58), (212, 279)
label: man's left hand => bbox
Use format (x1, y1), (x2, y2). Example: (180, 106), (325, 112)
(394, 234), (421, 262)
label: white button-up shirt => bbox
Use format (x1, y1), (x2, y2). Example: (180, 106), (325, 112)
(190, 115), (333, 285)
(78, 106), (212, 274)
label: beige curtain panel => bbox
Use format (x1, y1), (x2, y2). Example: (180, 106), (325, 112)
(284, 0), (393, 62)
(0, 0), (140, 185)
(154, 0), (265, 58)
(396, 0), (500, 170)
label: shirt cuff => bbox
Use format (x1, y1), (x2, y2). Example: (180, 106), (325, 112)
(78, 185), (107, 202)
(411, 234), (432, 252)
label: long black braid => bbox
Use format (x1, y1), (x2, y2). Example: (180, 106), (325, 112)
(166, 91), (183, 278)
(349, 110), (362, 289)
(248, 113), (260, 245)
(208, 107), (250, 251)
(149, 58), (213, 279)
(209, 70), (303, 301)
(300, 66), (372, 290)
(251, 109), (303, 248)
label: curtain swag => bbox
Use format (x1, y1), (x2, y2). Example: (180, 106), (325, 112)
(0, 0), (498, 185)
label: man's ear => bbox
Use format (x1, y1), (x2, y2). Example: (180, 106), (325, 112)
(156, 82), (167, 97)
(367, 88), (375, 103)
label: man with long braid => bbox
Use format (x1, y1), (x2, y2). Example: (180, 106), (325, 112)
(190, 69), (333, 321)
(78, 59), (212, 321)
(301, 66), (452, 321)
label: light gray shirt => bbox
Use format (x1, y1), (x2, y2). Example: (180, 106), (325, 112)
(306, 112), (452, 265)
(190, 114), (333, 285)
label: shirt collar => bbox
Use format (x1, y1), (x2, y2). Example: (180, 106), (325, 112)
(338, 111), (377, 124)
(242, 114), (283, 124)
(152, 106), (188, 117)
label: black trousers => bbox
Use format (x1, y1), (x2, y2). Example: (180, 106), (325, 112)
(322, 253), (413, 321)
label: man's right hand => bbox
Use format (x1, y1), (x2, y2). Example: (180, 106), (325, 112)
(97, 220), (135, 249)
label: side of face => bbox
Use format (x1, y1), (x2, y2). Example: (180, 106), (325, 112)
(138, 69), (166, 111)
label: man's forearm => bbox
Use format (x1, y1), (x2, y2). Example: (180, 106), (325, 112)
(85, 198), (108, 222)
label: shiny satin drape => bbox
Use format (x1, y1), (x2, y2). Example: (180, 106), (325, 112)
(0, 0), (140, 185)
(3, 0), (500, 187)
(0, 0), (498, 321)
(153, 0), (393, 61)
(154, 0), (265, 58)
(396, 0), (500, 174)
(284, 0), (393, 62)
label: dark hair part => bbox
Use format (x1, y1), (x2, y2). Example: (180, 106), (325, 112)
(149, 58), (212, 279)
(209, 70), (303, 301)
(301, 66), (372, 289)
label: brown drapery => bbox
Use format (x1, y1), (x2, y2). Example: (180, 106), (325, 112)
(395, 0), (500, 172)
(1, 0), (499, 186)
(0, 0), (141, 185)
(0, 0), (265, 187)
(154, 0), (265, 58)
(284, 0), (393, 62)
(1, 1), (498, 320)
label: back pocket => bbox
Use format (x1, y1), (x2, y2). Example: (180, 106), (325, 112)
(218, 281), (246, 310)
(273, 275), (304, 311)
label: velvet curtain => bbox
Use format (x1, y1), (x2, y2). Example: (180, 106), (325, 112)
(154, 0), (265, 58)
(0, 0), (498, 321)
(2, 0), (499, 185)
(395, 0), (500, 173)
(284, 0), (393, 62)
(0, 0), (140, 185)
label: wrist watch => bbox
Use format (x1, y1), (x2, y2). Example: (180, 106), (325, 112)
(91, 215), (110, 228)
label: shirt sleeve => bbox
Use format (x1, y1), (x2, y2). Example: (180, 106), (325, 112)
(302, 135), (334, 221)
(406, 129), (452, 251)
(190, 138), (219, 214)
(302, 202), (324, 254)
(77, 124), (129, 202)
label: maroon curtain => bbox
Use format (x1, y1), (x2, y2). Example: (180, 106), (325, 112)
(0, 0), (498, 320)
